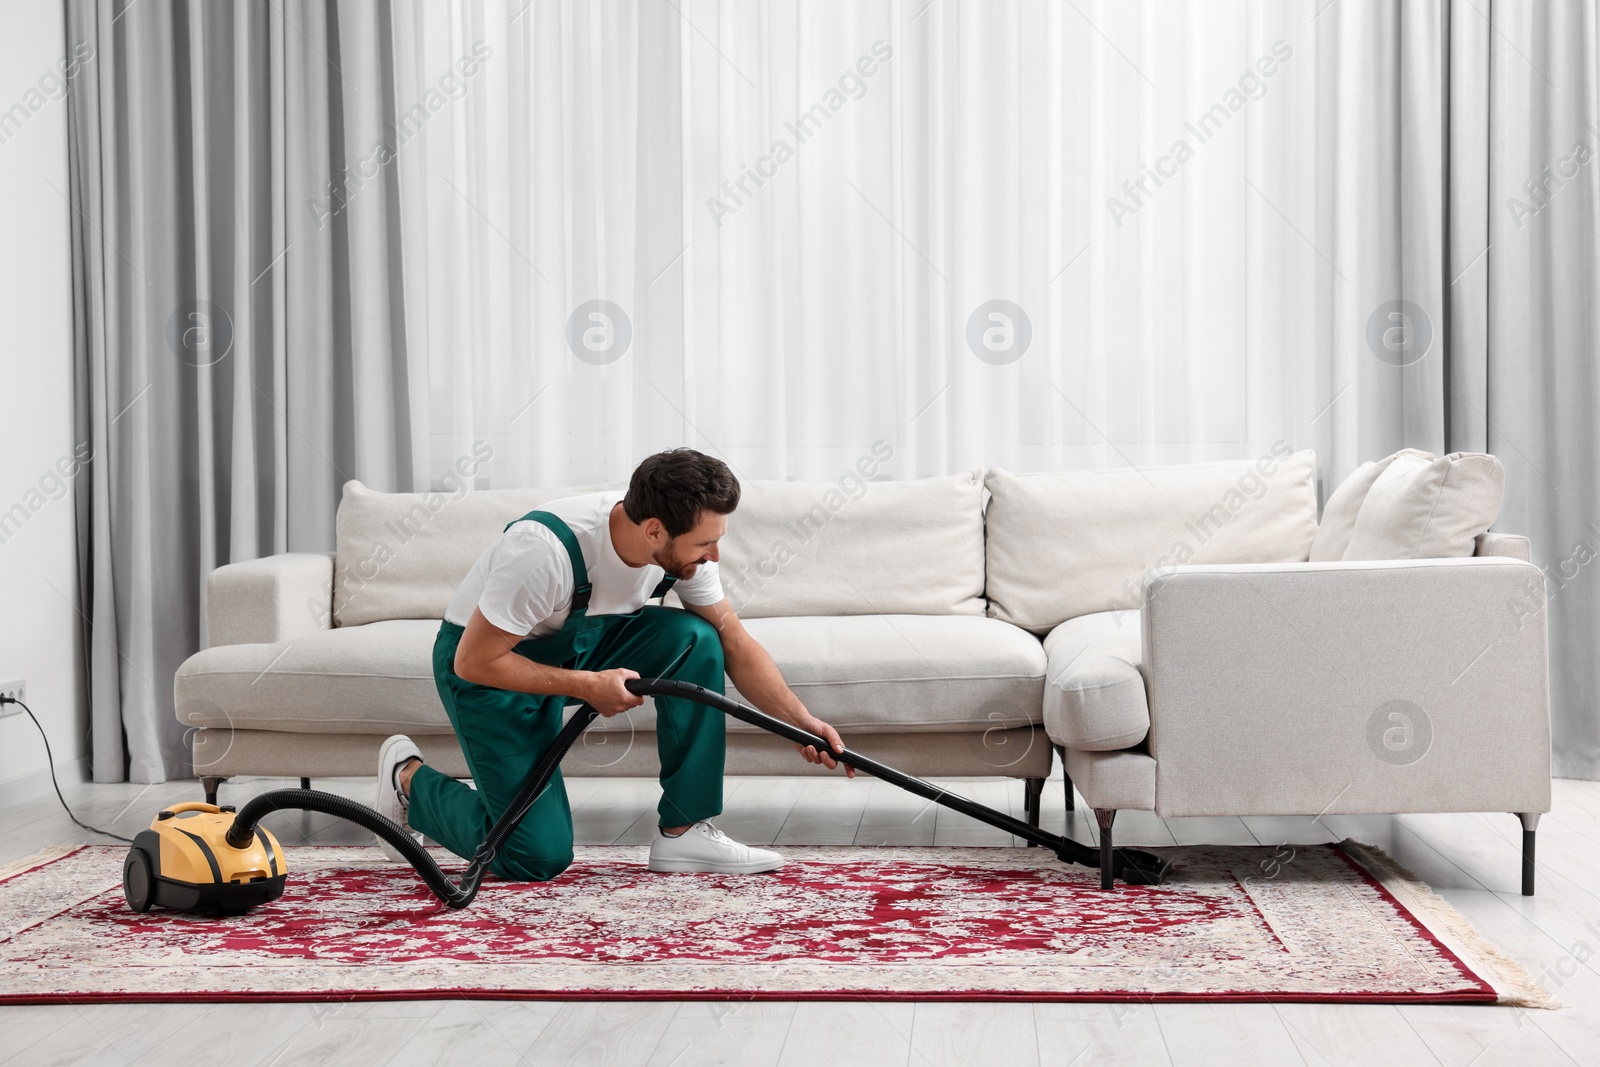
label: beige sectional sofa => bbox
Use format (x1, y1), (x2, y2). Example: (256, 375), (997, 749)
(174, 446), (1550, 889)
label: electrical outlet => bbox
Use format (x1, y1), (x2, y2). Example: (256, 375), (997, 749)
(0, 679), (25, 716)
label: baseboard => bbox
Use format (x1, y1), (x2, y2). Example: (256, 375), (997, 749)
(0, 756), (90, 810)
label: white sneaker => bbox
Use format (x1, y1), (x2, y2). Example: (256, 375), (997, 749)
(647, 820), (784, 874)
(373, 734), (424, 862)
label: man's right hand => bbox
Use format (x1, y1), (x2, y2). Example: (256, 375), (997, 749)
(583, 667), (645, 717)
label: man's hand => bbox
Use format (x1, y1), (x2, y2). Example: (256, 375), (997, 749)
(584, 668), (645, 717)
(682, 597), (857, 779)
(796, 712), (855, 778)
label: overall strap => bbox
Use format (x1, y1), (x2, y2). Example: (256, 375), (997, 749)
(650, 575), (678, 600)
(508, 510), (593, 614)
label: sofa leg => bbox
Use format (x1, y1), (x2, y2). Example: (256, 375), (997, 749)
(1023, 777), (1044, 842)
(200, 776), (227, 806)
(301, 777), (311, 790)
(1095, 808), (1117, 891)
(1054, 744), (1075, 812)
(1517, 813), (1540, 896)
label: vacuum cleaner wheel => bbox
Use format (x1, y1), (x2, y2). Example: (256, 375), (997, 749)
(123, 847), (155, 912)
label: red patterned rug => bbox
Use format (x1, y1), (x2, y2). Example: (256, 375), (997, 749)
(0, 841), (1548, 1005)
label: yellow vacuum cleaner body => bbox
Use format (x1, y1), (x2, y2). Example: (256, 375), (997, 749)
(123, 802), (288, 915)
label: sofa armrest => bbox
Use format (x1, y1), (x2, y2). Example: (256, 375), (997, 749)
(206, 552), (335, 646)
(1139, 557), (1550, 817)
(1475, 531), (1531, 561)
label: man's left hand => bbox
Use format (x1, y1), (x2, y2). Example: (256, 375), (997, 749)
(796, 713), (855, 778)
(682, 598), (857, 779)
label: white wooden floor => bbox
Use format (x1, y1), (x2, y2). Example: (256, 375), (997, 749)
(2, 770), (1599, 1066)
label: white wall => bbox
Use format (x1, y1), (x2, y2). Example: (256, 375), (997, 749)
(0, 0), (89, 801)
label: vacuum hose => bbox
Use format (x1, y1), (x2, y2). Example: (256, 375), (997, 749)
(223, 676), (1166, 907)
(225, 704), (600, 908)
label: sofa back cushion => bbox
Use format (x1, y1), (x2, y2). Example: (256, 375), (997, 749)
(984, 449), (1318, 633)
(1309, 452), (1414, 561)
(1342, 451), (1504, 561)
(713, 470), (987, 618)
(334, 480), (619, 627)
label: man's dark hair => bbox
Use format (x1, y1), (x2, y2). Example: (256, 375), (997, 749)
(623, 448), (740, 537)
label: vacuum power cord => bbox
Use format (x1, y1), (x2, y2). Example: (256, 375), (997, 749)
(0, 695), (133, 844)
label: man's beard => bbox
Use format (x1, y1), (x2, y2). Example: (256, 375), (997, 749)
(654, 545), (700, 579)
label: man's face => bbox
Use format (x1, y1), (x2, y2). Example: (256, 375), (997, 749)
(651, 509), (727, 579)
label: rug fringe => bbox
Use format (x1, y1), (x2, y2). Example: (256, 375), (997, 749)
(0, 845), (80, 883)
(1338, 839), (1558, 1010)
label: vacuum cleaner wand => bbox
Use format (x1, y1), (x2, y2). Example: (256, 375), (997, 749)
(212, 676), (1165, 914)
(621, 678), (1169, 887)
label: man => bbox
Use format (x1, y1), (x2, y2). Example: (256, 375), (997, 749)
(373, 448), (852, 880)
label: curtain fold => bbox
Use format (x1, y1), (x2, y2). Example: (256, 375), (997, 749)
(1444, 0), (1600, 779)
(66, 0), (413, 782)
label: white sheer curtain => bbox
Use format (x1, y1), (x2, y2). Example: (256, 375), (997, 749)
(384, 1), (1600, 778)
(389, 0), (1394, 492)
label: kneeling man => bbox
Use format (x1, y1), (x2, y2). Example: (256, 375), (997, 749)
(373, 448), (851, 880)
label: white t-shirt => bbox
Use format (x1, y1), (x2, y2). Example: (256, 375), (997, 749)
(443, 490), (725, 637)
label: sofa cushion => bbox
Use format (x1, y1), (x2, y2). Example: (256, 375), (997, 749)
(712, 468), (986, 618)
(173, 614), (1046, 737)
(1342, 451), (1505, 561)
(725, 614), (1044, 731)
(334, 479), (621, 627)
(1042, 610), (1149, 751)
(176, 620), (451, 735)
(1309, 452), (1412, 561)
(984, 449), (1318, 633)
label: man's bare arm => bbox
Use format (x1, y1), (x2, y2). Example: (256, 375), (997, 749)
(684, 598), (854, 776)
(453, 607), (642, 716)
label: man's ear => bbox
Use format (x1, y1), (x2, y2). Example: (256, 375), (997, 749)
(642, 516), (668, 544)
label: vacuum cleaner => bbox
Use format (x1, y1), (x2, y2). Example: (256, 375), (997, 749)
(123, 678), (1170, 915)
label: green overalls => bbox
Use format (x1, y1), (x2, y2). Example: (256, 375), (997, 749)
(408, 509), (728, 882)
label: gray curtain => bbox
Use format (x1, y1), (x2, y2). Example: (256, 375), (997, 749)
(1467, 1), (1600, 780)
(1295, 0), (1599, 779)
(66, 0), (414, 783)
(1421, 2), (1600, 778)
